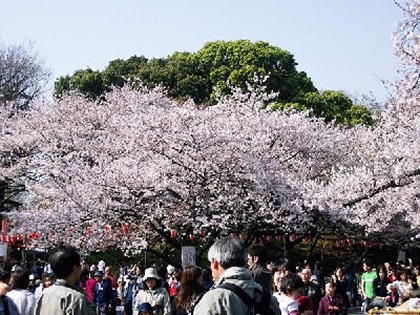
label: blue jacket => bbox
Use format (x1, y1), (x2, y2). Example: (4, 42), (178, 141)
(93, 278), (113, 306)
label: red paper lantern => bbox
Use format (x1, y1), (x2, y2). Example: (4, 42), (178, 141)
(171, 229), (176, 238)
(122, 223), (128, 235)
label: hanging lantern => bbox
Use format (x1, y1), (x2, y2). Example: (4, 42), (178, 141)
(171, 229), (176, 238)
(189, 234), (195, 242)
(87, 227), (92, 237)
(1, 221), (10, 233)
(122, 223), (128, 235)
(200, 228), (205, 237)
(1, 233), (6, 243)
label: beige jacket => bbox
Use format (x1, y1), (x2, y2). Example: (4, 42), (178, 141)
(193, 266), (280, 315)
(34, 279), (96, 315)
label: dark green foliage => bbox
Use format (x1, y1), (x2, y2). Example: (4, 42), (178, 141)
(53, 40), (372, 125)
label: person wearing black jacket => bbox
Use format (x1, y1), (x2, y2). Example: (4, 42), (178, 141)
(366, 265), (391, 311)
(374, 265), (391, 298)
(246, 244), (273, 292)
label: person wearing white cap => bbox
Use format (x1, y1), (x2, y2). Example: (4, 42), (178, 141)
(133, 267), (171, 315)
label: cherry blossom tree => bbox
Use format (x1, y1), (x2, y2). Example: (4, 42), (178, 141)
(298, 0), (420, 244)
(2, 84), (347, 254)
(1, 0), (418, 256)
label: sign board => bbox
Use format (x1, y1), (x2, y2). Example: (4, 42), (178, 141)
(397, 250), (406, 264)
(0, 243), (7, 261)
(181, 246), (196, 268)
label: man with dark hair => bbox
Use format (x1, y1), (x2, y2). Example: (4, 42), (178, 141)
(34, 245), (95, 314)
(246, 244), (273, 291)
(300, 267), (322, 314)
(192, 237), (280, 314)
(361, 259), (377, 313)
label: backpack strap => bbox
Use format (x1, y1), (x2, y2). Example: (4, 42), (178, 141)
(218, 282), (254, 309)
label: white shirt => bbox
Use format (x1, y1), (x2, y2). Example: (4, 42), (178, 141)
(274, 292), (299, 315)
(98, 260), (106, 272)
(6, 289), (36, 315)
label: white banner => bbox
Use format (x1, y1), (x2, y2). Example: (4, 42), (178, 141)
(181, 246), (196, 268)
(0, 243), (7, 261)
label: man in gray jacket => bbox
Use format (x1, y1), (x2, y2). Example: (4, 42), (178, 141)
(192, 237), (280, 315)
(34, 245), (96, 315)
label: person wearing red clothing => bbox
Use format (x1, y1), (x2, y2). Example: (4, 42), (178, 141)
(317, 281), (345, 315)
(105, 266), (118, 289)
(85, 271), (97, 302)
(296, 294), (313, 314)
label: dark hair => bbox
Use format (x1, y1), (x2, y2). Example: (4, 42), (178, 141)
(271, 260), (287, 276)
(280, 273), (304, 294)
(363, 259), (373, 269)
(397, 268), (408, 281)
(142, 277), (162, 290)
(42, 272), (56, 284)
(376, 265), (386, 276)
(9, 271), (30, 290)
(175, 266), (204, 311)
(246, 244), (268, 264)
(49, 245), (81, 278)
(202, 267), (212, 281)
(0, 269), (10, 283)
(326, 281), (336, 288)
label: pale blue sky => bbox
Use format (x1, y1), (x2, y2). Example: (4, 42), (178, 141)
(1, 0), (403, 102)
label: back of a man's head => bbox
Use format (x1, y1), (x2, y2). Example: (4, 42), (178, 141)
(49, 245), (80, 279)
(246, 244), (268, 265)
(208, 237), (245, 269)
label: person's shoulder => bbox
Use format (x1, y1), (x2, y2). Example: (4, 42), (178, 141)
(44, 284), (86, 299)
(156, 287), (169, 295)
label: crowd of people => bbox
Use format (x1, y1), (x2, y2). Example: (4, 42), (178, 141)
(0, 239), (419, 315)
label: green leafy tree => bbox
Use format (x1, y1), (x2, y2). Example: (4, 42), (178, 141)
(194, 40), (316, 103)
(54, 68), (104, 100)
(290, 90), (373, 125)
(102, 55), (148, 88)
(54, 40), (316, 105)
(53, 40), (372, 125)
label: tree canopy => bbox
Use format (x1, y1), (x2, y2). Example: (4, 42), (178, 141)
(0, 40), (51, 110)
(54, 40), (373, 126)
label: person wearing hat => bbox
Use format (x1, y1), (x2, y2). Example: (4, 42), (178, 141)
(167, 265), (180, 304)
(93, 270), (114, 315)
(133, 267), (171, 315)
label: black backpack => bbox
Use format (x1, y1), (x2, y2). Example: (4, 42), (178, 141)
(219, 282), (276, 315)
